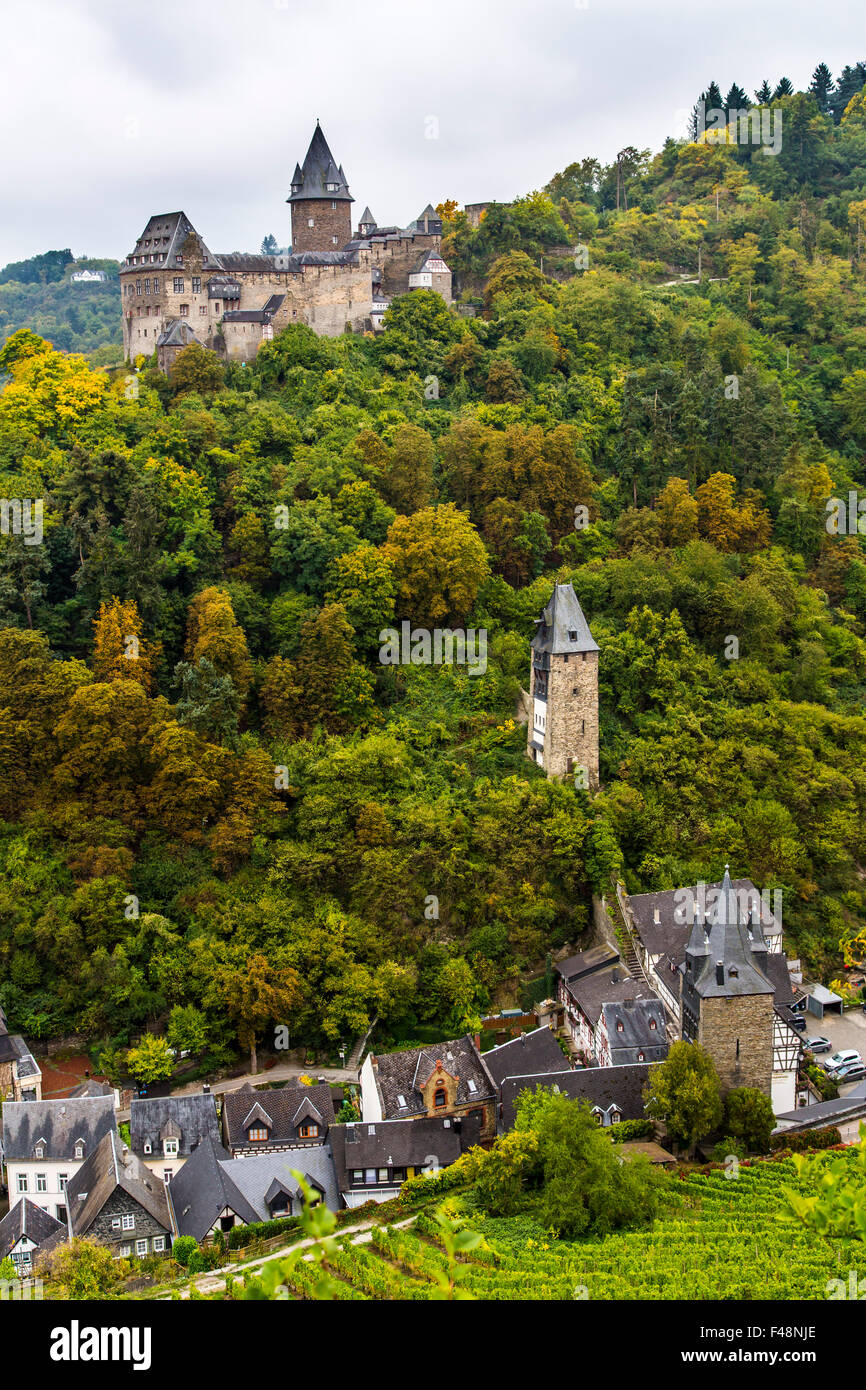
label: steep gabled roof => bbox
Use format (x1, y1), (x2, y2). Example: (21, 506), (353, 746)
(167, 1136), (260, 1241)
(287, 123), (353, 204)
(0, 1198), (64, 1260)
(685, 867), (775, 999)
(222, 1147), (340, 1218)
(530, 583), (599, 655)
(2, 1096), (116, 1162)
(68, 1132), (171, 1237)
(125, 212), (222, 270)
(499, 1063), (658, 1131)
(482, 1027), (568, 1088)
(221, 1082), (335, 1150)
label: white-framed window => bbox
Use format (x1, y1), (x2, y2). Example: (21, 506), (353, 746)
(16, 1174), (28, 1193)
(143, 1142), (152, 1155)
(308, 218), (315, 228)
(121, 1244), (132, 1257)
(36, 1174), (47, 1192)
(163, 1170), (173, 1183)
(164, 1139), (179, 1156)
(173, 277), (184, 293)
(179, 304), (189, 317)
(331, 236), (338, 245)
(122, 1214), (135, 1230)
(610, 1110), (621, 1123)
(331, 200), (338, 209)
(74, 1144), (84, 1159)
(191, 276), (201, 293)
(112, 1217), (122, 1230)
(153, 1236), (165, 1252)
(59, 1173), (68, 1188)
(135, 1240), (147, 1257)
(34, 1145), (44, 1158)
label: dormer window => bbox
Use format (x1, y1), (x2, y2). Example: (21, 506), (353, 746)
(163, 1139), (179, 1157)
(616, 1020), (624, 1033)
(248, 1126), (268, 1142)
(649, 1018), (657, 1030)
(637, 1051), (645, 1061)
(568, 630), (577, 641)
(610, 1110), (621, 1123)
(35, 1146), (44, 1159)
(299, 1124), (319, 1139)
(143, 1142), (152, 1155)
(433, 1088), (447, 1108)
(74, 1144), (84, 1160)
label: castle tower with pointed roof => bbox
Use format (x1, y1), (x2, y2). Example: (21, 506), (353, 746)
(681, 867), (775, 1095)
(527, 582), (599, 785)
(287, 122), (354, 254)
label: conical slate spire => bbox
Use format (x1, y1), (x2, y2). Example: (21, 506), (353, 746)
(287, 124), (353, 203)
(530, 583), (599, 655)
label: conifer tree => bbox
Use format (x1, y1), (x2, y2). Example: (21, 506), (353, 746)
(809, 62), (834, 113)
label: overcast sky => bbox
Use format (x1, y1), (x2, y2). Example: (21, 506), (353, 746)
(1, 0), (860, 265)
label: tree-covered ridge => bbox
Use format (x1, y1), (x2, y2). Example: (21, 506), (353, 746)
(0, 256), (121, 361)
(2, 70), (866, 1057)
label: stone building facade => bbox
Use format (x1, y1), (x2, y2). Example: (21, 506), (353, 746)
(527, 582), (600, 786)
(681, 868), (776, 1097)
(121, 123), (453, 368)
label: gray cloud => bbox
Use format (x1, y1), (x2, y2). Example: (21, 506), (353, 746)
(0, 0), (860, 264)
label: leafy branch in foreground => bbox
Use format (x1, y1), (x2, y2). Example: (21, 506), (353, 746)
(784, 1122), (866, 1241)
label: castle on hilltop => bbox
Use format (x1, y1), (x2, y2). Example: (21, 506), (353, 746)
(120, 122), (453, 367)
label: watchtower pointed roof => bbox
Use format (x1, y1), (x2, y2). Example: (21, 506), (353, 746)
(287, 122), (353, 203)
(530, 583), (599, 655)
(685, 866), (774, 999)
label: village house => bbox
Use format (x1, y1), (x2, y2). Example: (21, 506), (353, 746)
(360, 1034), (497, 1142)
(62, 1130), (172, 1259)
(167, 1135), (339, 1240)
(556, 948), (655, 1060)
(498, 1063), (658, 1132)
(130, 1093), (220, 1184)
(220, 1081), (335, 1157)
(1, 1095), (117, 1224)
(0, 1006), (41, 1103)
(0, 1197), (64, 1275)
(331, 1113), (484, 1209)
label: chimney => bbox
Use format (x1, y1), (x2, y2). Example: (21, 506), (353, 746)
(715, 961), (724, 985)
(474, 1034), (481, 1052)
(202, 1082), (211, 1093)
(653, 908), (660, 925)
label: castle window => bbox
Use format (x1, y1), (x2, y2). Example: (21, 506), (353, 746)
(308, 218), (315, 228)
(332, 236), (338, 245)
(581, 720), (585, 734)
(736, 1038), (740, 1059)
(173, 277), (184, 293)
(153, 278), (160, 291)
(179, 304), (189, 317)
(214, 303), (221, 313)
(568, 630), (577, 641)
(144, 278), (150, 293)
(192, 276), (201, 293)
(199, 305), (207, 315)
(433, 1088), (447, 1108)
(331, 201), (338, 209)
(135, 281), (141, 295)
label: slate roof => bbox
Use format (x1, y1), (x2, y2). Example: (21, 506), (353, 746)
(566, 965), (654, 1028)
(556, 944), (620, 985)
(482, 1027), (568, 1087)
(125, 212), (221, 270)
(358, 206), (376, 227)
(330, 1113), (483, 1195)
(68, 1080), (114, 1100)
(130, 1093), (219, 1160)
(222, 1146), (341, 1218)
(369, 1034), (495, 1119)
(774, 1093), (866, 1129)
(217, 253), (280, 274)
(221, 1081), (335, 1151)
(166, 1136), (259, 1241)
(499, 1063), (656, 1131)
(67, 1131), (171, 1237)
(410, 247), (450, 274)
(156, 320), (199, 349)
(2, 1096), (116, 1162)
(684, 868), (775, 999)
(287, 123), (353, 203)
(628, 878), (783, 960)
(530, 583), (599, 655)
(601, 999), (669, 1065)
(0, 1198), (64, 1260)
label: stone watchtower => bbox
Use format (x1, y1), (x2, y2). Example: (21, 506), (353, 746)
(681, 867), (775, 1096)
(287, 122), (354, 254)
(527, 583), (599, 786)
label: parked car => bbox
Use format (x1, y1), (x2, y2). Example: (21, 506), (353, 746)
(789, 1014), (807, 1032)
(823, 1049), (862, 1072)
(804, 1036), (832, 1053)
(833, 1061), (866, 1082)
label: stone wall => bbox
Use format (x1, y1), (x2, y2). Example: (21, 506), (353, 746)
(698, 994), (774, 1096)
(85, 1187), (169, 1256)
(531, 650), (599, 785)
(368, 232), (442, 296)
(291, 198), (353, 254)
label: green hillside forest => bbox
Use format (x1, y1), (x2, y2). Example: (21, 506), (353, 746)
(0, 251), (122, 361)
(3, 63), (866, 1070)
